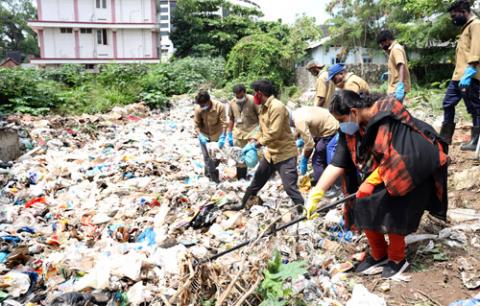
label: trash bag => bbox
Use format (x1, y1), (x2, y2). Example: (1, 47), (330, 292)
(243, 149), (259, 168)
(50, 292), (97, 306)
(189, 203), (220, 230)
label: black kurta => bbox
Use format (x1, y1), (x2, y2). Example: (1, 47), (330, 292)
(331, 97), (449, 235)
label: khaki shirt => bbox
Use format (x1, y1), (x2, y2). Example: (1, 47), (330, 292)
(341, 72), (370, 94)
(315, 71), (336, 108)
(194, 100), (227, 141)
(453, 16), (480, 81)
(387, 41), (411, 94)
(293, 107), (339, 151)
(228, 94), (259, 140)
(258, 96), (297, 164)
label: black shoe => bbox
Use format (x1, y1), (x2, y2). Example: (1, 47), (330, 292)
(210, 169), (220, 184)
(222, 202), (246, 211)
(236, 167), (247, 180)
(295, 204), (304, 214)
(355, 254), (388, 275)
(381, 259), (409, 279)
(460, 126), (479, 151)
(439, 122), (456, 145)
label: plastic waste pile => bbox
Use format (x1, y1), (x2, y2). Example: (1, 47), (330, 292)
(1, 97), (478, 305)
(0, 98), (363, 305)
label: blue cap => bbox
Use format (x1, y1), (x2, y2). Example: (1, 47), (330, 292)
(327, 64), (346, 81)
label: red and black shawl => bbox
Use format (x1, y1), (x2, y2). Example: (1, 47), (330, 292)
(332, 97), (449, 234)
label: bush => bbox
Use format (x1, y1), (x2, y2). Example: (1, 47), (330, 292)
(226, 34), (294, 88)
(41, 64), (89, 87)
(0, 68), (61, 115)
(0, 57), (226, 115)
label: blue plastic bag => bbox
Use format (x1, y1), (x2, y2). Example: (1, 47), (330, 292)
(243, 149), (259, 168)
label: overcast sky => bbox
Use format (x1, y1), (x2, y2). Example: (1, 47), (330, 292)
(256, 0), (330, 24)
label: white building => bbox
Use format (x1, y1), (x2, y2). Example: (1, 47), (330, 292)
(158, 0), (176, 59)
(306, 37), (388, 66)
(28, 0), (161, 66)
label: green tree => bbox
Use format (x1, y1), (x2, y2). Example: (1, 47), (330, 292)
(170, 0), (262, 58)
(0, 0), (39, 60)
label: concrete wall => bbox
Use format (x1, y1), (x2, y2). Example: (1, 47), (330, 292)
(296, 63), (388, 92)
(40, 0), (155, 23)
(42, 28), (156, 59)
(0, 129), (20, 162)
(309, 46), (387, 66)
(43, 28), (76, 58)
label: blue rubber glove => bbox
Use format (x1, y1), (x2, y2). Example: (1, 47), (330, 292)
(296, 138), (305, 148)
(299, 156), (308, 175)
(228, 132), (234, 147)
(460, 66), (477, 88)
(242, 143), (257, 155)
(395, 81), (405, 101)
(218, 133), (226, 149)
(198, 133), (209, 145)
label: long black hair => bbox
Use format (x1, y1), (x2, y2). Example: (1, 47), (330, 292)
(329, 90), (385, 116)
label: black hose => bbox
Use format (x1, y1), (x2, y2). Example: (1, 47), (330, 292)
(195, 193), (356, 266)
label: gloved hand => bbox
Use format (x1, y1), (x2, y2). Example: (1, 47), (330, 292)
(198, 133), (209, 145)
(228, 132), (234, 147)
(299, 156), (308, 175)
(460, 66), (477, 88)
(296, 138), (305, 148)
(356, 168), (382, 199)
(395, 81), (405, 101)
(242, 143), (257, 155)
(305, 187), (325, 220)
(218, 133), (226, 149)
(356, 182), (375, 199)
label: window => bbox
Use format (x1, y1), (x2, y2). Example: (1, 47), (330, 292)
(160, 7), (169, 12)
(80, 28), (93, 34)
(160, 31), (170, 35)
(160, 23), (169, 28)
(96, 0), (107, 8)
(363, 57), (373, 64)
(161, 15), (169, 20)
(60, 28), (73, 34)
(97, 29), (108, 45)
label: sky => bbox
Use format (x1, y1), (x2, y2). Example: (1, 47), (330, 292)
(256, 0), (330, 24)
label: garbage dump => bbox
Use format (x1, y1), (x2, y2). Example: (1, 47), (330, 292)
(0, 97), (479, 305)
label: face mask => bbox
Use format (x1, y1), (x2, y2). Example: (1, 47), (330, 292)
(254, 93), (262, 105)
(200, 103), (209, 111)
(340, 122), (360, 135)
(452, 15), (468, 26)
(236, 97), (246, 104)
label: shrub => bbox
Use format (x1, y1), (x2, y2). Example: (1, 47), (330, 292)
(226, 34), (294, 88)
(0, 68), (61, 115)
(41, 64), (89, 87)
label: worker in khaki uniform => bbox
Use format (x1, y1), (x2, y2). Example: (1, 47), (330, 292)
(306, 61), (336, 108)
(292, 107), (339, 185)
(225, 80), (304, 212)
(440, 0), (480, 151)
(377, 30), (411, 103)
(194, 90), (227, 183)
(228, 84), (259, 180)
(327, 63), (370, 94)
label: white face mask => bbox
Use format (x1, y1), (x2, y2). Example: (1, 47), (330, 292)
(200, 104), (209, 111)
(236, 97), (246, 104)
